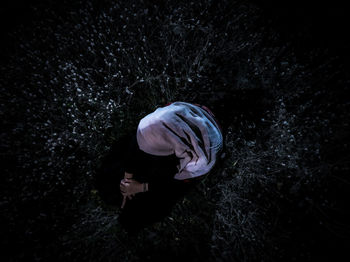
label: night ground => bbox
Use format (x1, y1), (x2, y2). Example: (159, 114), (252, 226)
(1, 0), (349, 261)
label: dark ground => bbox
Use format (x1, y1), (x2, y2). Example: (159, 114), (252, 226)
(1, 0), (349, 261)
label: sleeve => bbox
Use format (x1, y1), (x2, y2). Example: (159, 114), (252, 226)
(144, 155), (192, 194)
(123, 132), (140, 174)
(147, 172), (179, 193)
(123, 132), (196, 194)
(147, 170), (199, 197)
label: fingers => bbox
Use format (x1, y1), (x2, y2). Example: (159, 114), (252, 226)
(121, 191), (135, 199)
(120, 179), (138, 198)
(120, 179), (135, 191)
(120, 183), (126, 193)
(120, 179), (132, 189)
(121, 194), (135, 209)
(128, 193), (136, 200)
(120, 179), (129, 185)
(124, 172), (133, 179)
(122, 191), (134, 197)
(120, 180), (129, 193)
(121, 196), (126, 209)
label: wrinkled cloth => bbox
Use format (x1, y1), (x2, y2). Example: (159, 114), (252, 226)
(136, 101), (223, 180)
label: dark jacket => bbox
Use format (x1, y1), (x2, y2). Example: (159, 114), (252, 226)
(123, 132), (186, 193)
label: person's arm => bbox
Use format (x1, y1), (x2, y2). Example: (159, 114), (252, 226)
(142, 154), (188, 193)
(145, 168), (194, 195)
(120, 134), (138, 209)
(123, 132), (140, 174)
(122, 133), (191, 195)
(146, 176), (178, 193)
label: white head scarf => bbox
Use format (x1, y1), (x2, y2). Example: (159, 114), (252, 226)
(136, 101), (223, 180)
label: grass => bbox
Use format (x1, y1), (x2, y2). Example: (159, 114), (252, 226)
(1, 0), (349, 261)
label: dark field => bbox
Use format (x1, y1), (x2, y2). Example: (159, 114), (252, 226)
(1, 0), (349, 261)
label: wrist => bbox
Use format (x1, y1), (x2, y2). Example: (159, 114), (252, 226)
(143, 183), (149, 192)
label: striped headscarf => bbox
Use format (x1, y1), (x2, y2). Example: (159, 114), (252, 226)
(136, 101), (223, 180)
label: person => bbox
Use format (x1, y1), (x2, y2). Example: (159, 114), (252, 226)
(94, 101), (223, 233)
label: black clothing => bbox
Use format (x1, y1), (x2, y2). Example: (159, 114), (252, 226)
(94, 132), (198, 233)
(123, 132), (187, 192)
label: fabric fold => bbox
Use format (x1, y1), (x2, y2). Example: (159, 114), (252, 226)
(136, 101), (223, 180)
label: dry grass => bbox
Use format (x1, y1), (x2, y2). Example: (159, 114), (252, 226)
(1, 0), (349, 261)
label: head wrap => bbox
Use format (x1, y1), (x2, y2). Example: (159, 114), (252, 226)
(136, 101), (223, 180)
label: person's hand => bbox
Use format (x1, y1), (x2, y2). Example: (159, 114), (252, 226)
(124, 172), (133, 180)
(120, 178), (144, 197)
(120, 172), (144, 209)
(120, 172), (133, 209)
(120, 172), (137, 197)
